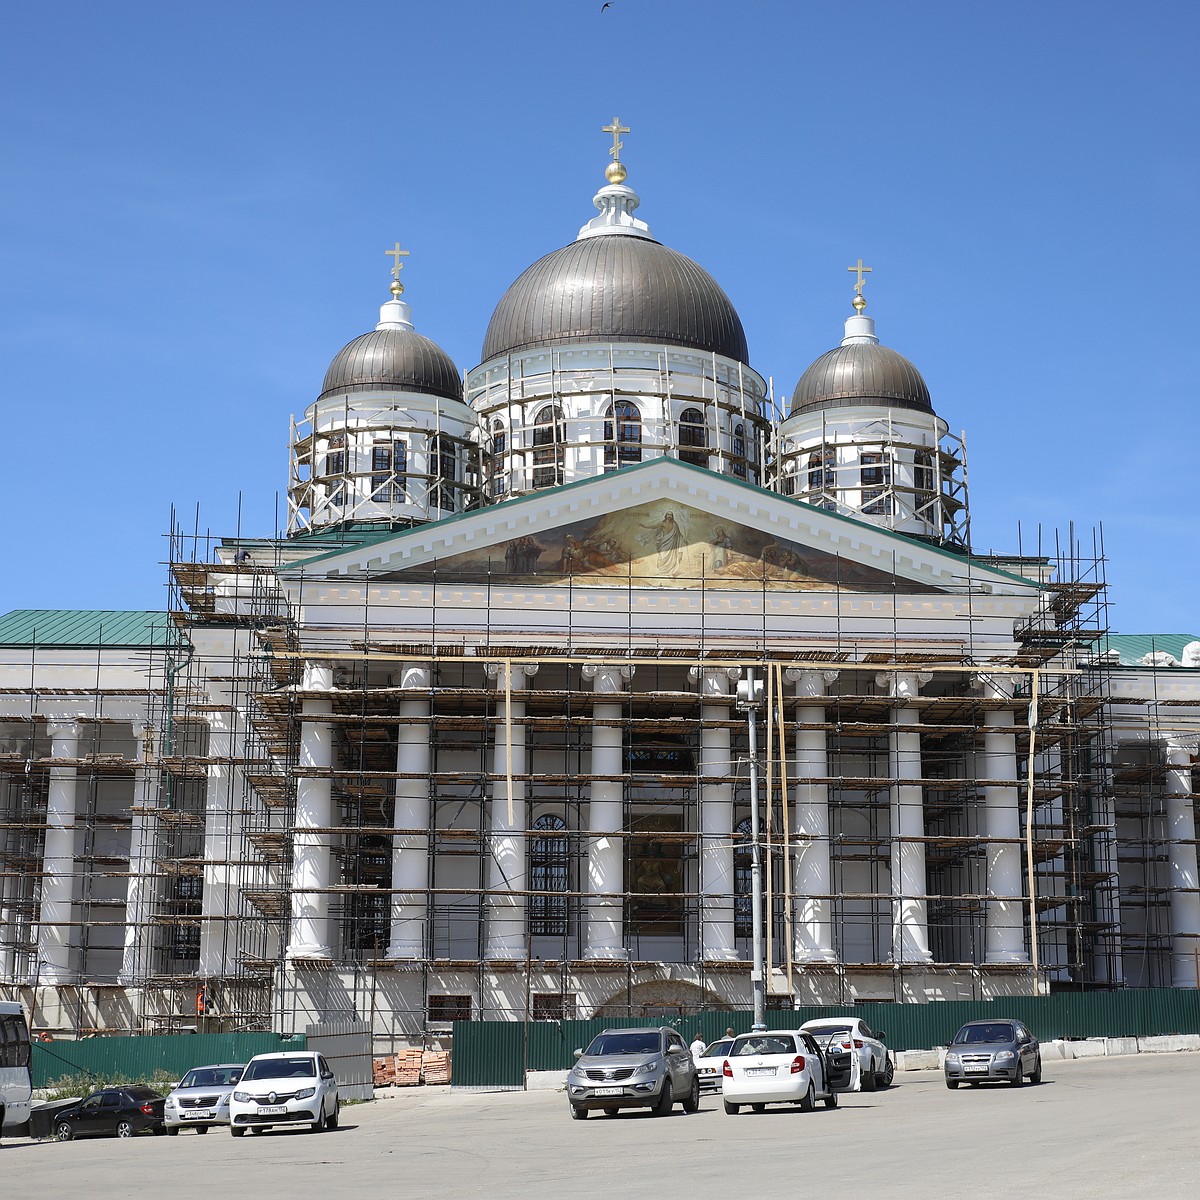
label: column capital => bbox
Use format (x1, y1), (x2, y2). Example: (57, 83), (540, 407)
(301, 661), (334, 692)
(46, 720), (85, 745)
(785, 668), (839, 698)
(484, 661), (540, 686)
(399, 662), (432, 689)
(973, 672), (1017, 701)
(582, 663), (635, 693)
(1165, 738), (1200, 763)
(688, 665), (740, 697)
(876, 670), (931, 700)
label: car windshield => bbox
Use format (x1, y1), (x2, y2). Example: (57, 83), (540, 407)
(731, 1035), (797, 1056)
(180, 1067), (242, 1088)
(584, 1032), (661, 1056)
(241, 1056), (317, 1081)
(954, 1023), (1016, 1045)
(701, 1040), (733, 1058)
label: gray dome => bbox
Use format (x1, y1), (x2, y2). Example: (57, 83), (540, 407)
(319, 328), (462, 404)
(481, 235), (749, 364)
(791, 342), (932, 415)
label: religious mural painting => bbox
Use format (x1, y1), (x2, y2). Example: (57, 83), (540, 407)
(398, 501), (937, 591)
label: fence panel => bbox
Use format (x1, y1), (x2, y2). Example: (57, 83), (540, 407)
(305, 1019), (373, 1101)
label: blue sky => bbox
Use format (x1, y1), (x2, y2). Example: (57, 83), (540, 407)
(2, 2), (1196, 634)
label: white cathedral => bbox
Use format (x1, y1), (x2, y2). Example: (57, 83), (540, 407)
(1, 127), (1198, 1039)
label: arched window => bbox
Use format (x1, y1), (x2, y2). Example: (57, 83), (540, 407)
(530, 814), (569, 936)
(532, 405), (566, 488)
(371, 440), (406, 503)
(678, 407), (708, 467)
(913, 450), (935, 515)
(861, 451), (892, 515)
(731, 423), (747, 478)
(734, 817), (754, 938)
(604, 400), (642, 468)
(491, 419), (507, 458)
(433, 435), (457, 511)
(324, 431), (347, 506)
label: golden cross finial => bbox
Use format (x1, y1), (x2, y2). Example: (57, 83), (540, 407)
(847, 258), (873, 313)
(602, 117), (630, 163)
(386, 240), (410, 281)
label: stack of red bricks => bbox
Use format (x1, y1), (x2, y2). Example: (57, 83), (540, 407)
(372, 1049), (425, 1087)
(421, 1050), (451, 1085)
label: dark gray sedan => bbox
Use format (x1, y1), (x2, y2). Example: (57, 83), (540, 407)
(945, 1019), (1042, 1088)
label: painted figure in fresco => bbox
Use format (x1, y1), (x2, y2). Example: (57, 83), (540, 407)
(505, 535), (541, 573)
(710, 525), (731, 570)
(639, 508), (687, 577)
(560, 535), (589, 574)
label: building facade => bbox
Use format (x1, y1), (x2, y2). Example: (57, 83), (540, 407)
(1, 140), (1198, 1041)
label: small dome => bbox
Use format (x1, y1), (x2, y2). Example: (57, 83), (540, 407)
(791, 342), (932, 415)
(481, 235), (749, 365)
(319, 328), (462, 404)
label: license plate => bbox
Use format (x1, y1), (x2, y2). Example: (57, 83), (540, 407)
(965, 1065), (987, 1074)
(594, 1087), (623, 1096)
(257, 1105), (287, 1114)
(183, 1111), (214, 1120)
(745, 1067), (776, 1077)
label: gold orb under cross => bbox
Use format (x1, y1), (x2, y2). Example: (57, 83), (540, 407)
(606, 161), (628, 184)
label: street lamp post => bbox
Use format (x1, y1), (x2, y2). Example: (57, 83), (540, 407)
(738, 669), (766, 1027)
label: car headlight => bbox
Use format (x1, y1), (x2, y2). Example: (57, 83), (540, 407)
(994, 1051), (1015, 1062)
(945, 1053), (960, 1065)
(632, 1059), (661, 1077)
(165, 1097), (177, 1107)
(294, 1088), (315, 1100)
(233, 1091), (251, 1102)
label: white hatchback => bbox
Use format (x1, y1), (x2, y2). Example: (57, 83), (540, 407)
(228, 1052), (339, 1136)
(721, 1030), (839, 1115)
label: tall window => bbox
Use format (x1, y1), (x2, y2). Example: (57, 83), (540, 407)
(433, 435), (457, 511)
(491, 419), (507, 458)
(325, 431), (347, 505)
(530, 814), (569, 936)
(913, 450), (935, 515)
(371, 440), (406, 503)
(678, 407), (708, 467)
(861, 451), (892, 515)
(731, 423), (747, 478)
(532, 404), (566, 489)
(734, 817), (754, 938)
(781, 463), (797, 496)
(603, 400), (642, 468)
(806, 449), (836, 509)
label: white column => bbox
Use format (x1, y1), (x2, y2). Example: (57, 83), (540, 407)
(200, 685), (243, 977)
(37, 720), (83, 983)
(787, 669), (839, 962)
(388, 663), (431, 960)
(583, 663), (634, 960)
(978, 674), (1028, 963)
(286, 663), (336, 960)
(1165, 739), (1200, 988)
(690, 665), (740, 961)
(120, 725), (160, 984)
(878, 672), (933, 964)
(484, 661), (539, 960)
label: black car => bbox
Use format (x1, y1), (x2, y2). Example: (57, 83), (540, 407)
(54, 1086), (166, 1140)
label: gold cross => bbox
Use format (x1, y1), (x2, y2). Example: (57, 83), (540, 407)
(602, 117), (630, 162)
(385, 241), (410, 283)
(847, 258), (873, 297)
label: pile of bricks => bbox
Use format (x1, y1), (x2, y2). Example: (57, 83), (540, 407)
(421, 1050), (451, 1085)
(372, 1048), (425, 1087)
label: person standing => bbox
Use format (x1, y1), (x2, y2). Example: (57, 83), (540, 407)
(690, 1033), (707, 1060)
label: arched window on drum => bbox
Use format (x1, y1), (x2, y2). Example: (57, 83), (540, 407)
(532, 405), (566, 489)
(604, 400), (642, 469)
(678, 407), (708, 467)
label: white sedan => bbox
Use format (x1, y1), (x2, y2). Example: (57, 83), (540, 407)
(692, 1037), (736, 1092)
(800, 1017), (892, 1091)
(721, 1030), (839, 1115)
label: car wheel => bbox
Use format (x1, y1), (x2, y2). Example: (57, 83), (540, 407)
(1030, 1056), (1043, 1085)
(945, 1079), (959, 1090)
(569, 1103), (588, 1120)
(682, 1076), (700, 1114)
(823, 1086), (838, 1109)
(166, 1126), (179, 1136)
(723, 1100), (740, 1115)
(116, 1120), (135, 1138)
(230, 1126), (245, 1137)
(326, 1100), (339, 1130)
(1010, 1064), (1024, 1088)
(881, 1056), (895, 1087)
(799, 1082), (816, 1113)
(195, 1125), (210, 1135)
(55, 1121), (74, 1141)
(862, 1063), (877, 1092)
(652, 1079), (673, 1117)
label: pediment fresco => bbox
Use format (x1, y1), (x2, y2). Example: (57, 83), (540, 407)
(390, 500), (940, 592)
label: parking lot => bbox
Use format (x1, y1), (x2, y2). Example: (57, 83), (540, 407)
(6, 1053), (1199, 1200)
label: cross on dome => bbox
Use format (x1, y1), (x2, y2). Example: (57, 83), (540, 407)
(847, 258), (873, 314)
(386, 241), (410, 297)
(602, 117), (630, 184)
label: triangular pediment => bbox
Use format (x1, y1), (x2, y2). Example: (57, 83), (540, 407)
(284, 460), (1041, 597)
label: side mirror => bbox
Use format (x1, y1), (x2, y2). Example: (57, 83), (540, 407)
(574, 1048), (584, 1059)
(878, 1032), (887, 1042)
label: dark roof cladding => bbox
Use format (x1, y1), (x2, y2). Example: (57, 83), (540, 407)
(320, 328), (463, 404)
(791, 342), (933, 415)
(480, 234), (749, 365)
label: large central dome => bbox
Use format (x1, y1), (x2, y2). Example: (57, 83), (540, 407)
(480, 234), (749, 364)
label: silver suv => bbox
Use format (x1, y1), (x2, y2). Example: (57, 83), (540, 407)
(567, 1027), (700, 1119)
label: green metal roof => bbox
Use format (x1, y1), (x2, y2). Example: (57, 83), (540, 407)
(1098, 633), (1200, 667)
(0, 610), (172, 648)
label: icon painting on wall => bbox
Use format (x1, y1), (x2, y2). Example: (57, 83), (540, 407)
(400, 501), (936, 591)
